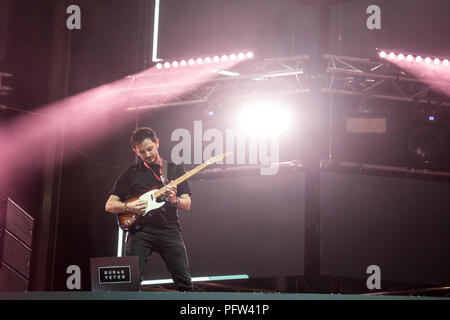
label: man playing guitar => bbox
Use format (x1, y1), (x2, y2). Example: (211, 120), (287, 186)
(105, 127), (193, 291)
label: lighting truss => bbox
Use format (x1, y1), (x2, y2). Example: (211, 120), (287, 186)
(122, 53), (450, 111)
(124, 55), (309, 111)
(323, 54), (450, 107)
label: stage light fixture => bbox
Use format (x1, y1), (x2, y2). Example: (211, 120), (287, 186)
(237, 101), (290, 137)
(378, 49), (450, 67)
(154, 51), (254, 71)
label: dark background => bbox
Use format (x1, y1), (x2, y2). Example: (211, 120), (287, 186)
(1, 0), (449, 290)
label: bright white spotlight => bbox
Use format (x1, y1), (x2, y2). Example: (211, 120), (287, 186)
(238, 52), (245, 60)
(163, 62), (171, 68)
(156, 63), (163, 69)
(172, 61), (179, 68)
(379, 51), (387, 59)
(196, 57), (204, 65)
(416, 56), (423, 63)
(443, 59), (449, 66)
(406, 54), (414, 62)
(397, 53), (405, 60)
(425, 57), (432, 64)
(246, 51), (254, 59)
(221, 55), (229, 61)
(180, 60), (187, 67)
(188, 59), (196, 66)
(237, 101), (290, 137)
(205, 57), (212, 63)
(433, 58), (440, 65)
(229, 53), (237, 60)
(388, 52), (396, 59)
(213, 56), (220, 62)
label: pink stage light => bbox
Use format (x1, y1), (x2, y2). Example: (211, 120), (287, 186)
(380, 48), (450, 97)
(154, 51), (254, 71)
(1, 50), (246, 189)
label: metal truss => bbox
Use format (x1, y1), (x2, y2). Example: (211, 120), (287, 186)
(122, 53), (450, 111)
(323, 54), (450, 107)
(124, 55), (310, 111)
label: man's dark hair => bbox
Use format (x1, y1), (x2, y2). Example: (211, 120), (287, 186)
(130, 127), (157, 148)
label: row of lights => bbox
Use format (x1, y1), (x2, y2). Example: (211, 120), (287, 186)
(379, 50), (449, 66)
(155, 51), (254, 70)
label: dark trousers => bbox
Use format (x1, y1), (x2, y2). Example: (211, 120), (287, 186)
(126, 225), (193, 291)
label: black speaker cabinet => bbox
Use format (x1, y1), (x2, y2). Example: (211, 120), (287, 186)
(0, 198), (34, 247)
(0, 262), (28, 292)
(0, 198), (34, 291)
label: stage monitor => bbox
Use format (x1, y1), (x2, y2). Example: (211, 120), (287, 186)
(89, 256), (140, 291)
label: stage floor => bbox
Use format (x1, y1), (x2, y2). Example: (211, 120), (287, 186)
(0, 291), (447, 300)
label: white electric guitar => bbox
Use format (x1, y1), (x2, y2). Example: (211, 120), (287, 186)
(117, 152), (231, 231)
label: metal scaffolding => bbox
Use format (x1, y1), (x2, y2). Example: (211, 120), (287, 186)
(122, 53), (450, 111)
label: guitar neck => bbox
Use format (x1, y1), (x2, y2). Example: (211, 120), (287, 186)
(154, 161), (215, 198)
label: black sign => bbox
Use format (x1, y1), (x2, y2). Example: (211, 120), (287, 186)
(98, 266), (131, 284)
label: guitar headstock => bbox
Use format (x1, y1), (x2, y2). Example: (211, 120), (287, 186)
(205, 152), (232, 165)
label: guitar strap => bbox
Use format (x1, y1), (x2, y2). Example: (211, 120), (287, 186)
(161, 159), (168, 185)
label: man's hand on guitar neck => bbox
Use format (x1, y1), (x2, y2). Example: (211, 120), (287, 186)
(161, 183), (178, 204)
